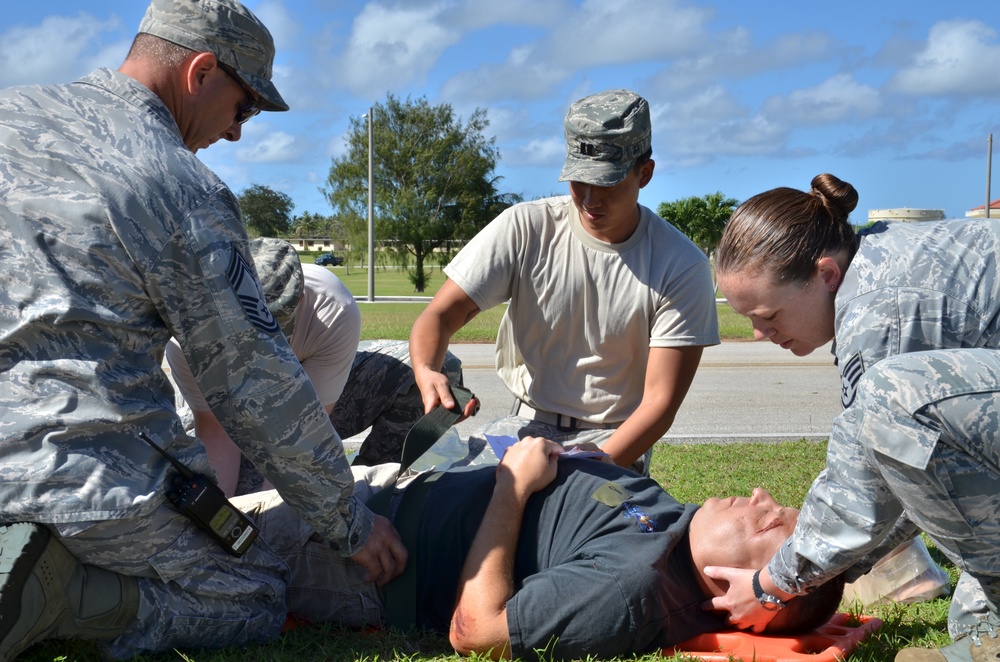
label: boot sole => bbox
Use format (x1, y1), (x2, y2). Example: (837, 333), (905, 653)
(0, 523), (53, 658)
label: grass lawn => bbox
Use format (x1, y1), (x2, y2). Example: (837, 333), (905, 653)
(318, 265), (755, 342)
(24, 440), (957, 662)
(329, 264), (449, 298)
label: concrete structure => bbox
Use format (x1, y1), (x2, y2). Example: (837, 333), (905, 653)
(288, 238), (342, 253)
(867, 208), (946, 223)
(965, 199), (1000, 219)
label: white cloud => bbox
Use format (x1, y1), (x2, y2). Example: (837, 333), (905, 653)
(762, 74), (882, 125)
(441, 0), (713, 102)
(441, 50), (570, 103)
(654, 87), (789, 163)
(336, 3), (460, 98)
(507, 136), (565, 168)
(0, 13), (124, 87)
(235, 130), (301, 163)
(252, 1), (300, 53)
(445, 0), (567, 30)
(547, 0), (713, 68)
(650, 27), (837, 95)
(890, 19), (1000, 96)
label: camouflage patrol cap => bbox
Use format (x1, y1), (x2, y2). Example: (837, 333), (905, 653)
(558, 89), (652, 187)
(249, 238), (303, 338)
(138, 0), (289, 112)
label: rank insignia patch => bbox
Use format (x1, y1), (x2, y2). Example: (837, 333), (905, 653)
(227, 247), (279, 334)
(841, 351), (864, 409)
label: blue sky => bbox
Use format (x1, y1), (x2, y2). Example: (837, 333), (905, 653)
(3, 1), (998, 221)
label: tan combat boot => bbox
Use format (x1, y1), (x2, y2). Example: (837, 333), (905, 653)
(896, 612), (1000, 662)
(0, 523), (138, 661)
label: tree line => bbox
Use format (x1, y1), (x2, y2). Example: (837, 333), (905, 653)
(237, 95), (737, 292)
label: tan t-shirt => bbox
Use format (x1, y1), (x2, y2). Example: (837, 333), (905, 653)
(445, 196), (718, 423)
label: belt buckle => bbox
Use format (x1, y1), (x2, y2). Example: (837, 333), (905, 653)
(556, 413), (580, 432)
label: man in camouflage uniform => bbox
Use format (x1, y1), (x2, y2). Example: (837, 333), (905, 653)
(166, 238), (467, 495)
(0, 1), (404, 659)
(409, 89), (720, 476)
(715, 218), (1000, 662)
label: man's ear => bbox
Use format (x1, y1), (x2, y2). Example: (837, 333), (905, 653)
(184, 52), (219, 99)
(638, 159), (655, 188)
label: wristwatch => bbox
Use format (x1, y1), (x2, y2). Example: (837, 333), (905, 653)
(752, 570), (786, 611)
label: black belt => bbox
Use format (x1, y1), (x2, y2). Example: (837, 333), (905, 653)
(367, 385), (474, 630)
(513, 400), (619, 432)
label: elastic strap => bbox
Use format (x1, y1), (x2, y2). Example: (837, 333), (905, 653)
(367, 384), (474, 629)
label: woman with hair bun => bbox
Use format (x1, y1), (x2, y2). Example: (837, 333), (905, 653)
(706, 174), (1000, 662)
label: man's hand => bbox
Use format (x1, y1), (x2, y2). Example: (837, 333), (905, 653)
(703, 566), (778, 633)
(414, 368), (480, 420)
(349, 515), (408, 586)
(496, 436), (563, 500)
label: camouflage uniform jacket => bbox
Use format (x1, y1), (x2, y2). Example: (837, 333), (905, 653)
(769, 218), (1000, 594)
(0, 68), (370, 555)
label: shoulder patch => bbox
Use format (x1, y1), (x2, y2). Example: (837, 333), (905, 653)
(840, 351), (864, 409)
(227, 246), (279, 334)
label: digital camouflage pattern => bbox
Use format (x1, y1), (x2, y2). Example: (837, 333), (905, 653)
(0, 67), (376, 652)
(235, 339), (466, 492)
(767, 219), (1000, 631)
(0, 67), (367, 555)
(331, 340), (465, 466)
(558, 89), (652, 187)
(250, 237), (305, 338)
(138, 0), (288, 111)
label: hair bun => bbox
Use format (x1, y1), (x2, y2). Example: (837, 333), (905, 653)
(810, 173), (858, 223)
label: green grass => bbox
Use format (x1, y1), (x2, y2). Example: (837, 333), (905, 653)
(356, 303), (508, 342)
(23, 440), (957, 662)
(319, 264), (452, 298)
(358, 303), (749, 343)
(320, 264), (755, 342)
(716, 303), (754, 340)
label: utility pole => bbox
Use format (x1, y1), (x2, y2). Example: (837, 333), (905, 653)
(367, 107), (375, 301)
(987, 134), (993, 219)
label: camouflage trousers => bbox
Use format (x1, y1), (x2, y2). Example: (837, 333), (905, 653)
(854, 348), (1000, 633)
(52, 464), (398, 659)
(469, 415), (651, 476)
(336, 340), (463, 466)
(237, 340), (463, 493)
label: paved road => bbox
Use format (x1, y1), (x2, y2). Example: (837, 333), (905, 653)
(345, 341), (843, 448)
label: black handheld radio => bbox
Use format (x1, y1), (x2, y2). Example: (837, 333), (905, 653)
(140, 433), (258, 556)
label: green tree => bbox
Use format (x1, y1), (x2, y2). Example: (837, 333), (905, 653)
(291, 210), (324, 240)
(238, 184), (294, 238)
(658, 192), (738, 290)
(323, 94), (516, 292)
(339, 210), (369, 275)
(658, 191), (738, 256)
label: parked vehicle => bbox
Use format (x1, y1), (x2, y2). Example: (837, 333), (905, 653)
(315, 252), (344, 266)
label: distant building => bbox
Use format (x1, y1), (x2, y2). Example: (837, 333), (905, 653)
(965, 199), (1000, 219)
(288, 237), (342, 253)
(867, 208), (946, 223)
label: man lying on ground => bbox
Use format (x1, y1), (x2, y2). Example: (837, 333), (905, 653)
(264, 437), (845, 660)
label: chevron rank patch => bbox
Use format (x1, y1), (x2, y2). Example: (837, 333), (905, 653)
(840, 351), (864, 409)
(227, 246), (279, 334)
